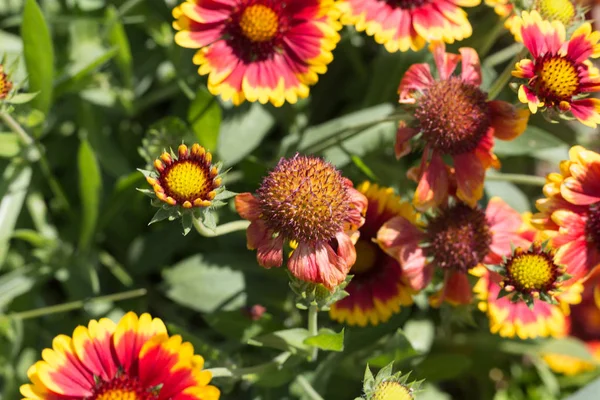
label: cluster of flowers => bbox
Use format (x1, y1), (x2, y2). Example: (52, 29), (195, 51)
(14, 0), (600, 398)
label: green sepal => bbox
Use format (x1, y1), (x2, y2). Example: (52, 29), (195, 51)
(181, 212), (193, 236)
(486, 264), (505, 274)
(136, 188), (157, 198)
(213, 189), (237, 201)
(137, 168), (154, 178)
(202, 209), (217, 231)
(149, 207), (177, 225)
(497, 288), (512, 300)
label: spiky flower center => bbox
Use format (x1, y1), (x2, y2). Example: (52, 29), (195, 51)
(91, 376), (157, 400)
(0, 68), (11, 100)
(372, 381), (413, 400)
(415, 77), (490, 155)
(505, 253), (556, 292)
(425, 203), (492, 272)
(587, 202), (600, 252)
(239, 4), (279, 42)
(386, 0), (432, 9)
(149, 144), (220, 208)
(535, 0), (575, 26)
(536, 56), (579, 101)
(351, 240), (378, 274)
(257, 155), (351, 243)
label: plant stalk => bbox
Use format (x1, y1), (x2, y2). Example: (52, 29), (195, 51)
(192, 218), (250, 237)
(487, 47), (527, 100)
(486, 172), (546, 186)
(308, 303), (319, 362)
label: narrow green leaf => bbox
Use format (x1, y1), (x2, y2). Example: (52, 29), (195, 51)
(21, 0), (54, 115)
(77, 139), (102, 252)
(304, 328), (344, 352)
(0, 163), (32, 265)
(4, 92), (39, 105)
(0, 269), (34, 311)
(188, 89), (222, 152)
(105, 6), (133, 88)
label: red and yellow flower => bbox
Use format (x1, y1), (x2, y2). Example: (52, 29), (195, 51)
(0, 65), (12, 100)
(20, 312), (220, 400)
(235, 155), (368, 290)
(337, 0), (479, 53)
(396, 42), (529, 210)
(329, 182), (415, 326)
(173, 0), (342, 107)
(543, 275), (600, 375)
(377, 197), (531, 306)
(512, 11), (600, 127)
(532, 146), (600, 284)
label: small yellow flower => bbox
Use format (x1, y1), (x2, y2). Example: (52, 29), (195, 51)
(0, 65), (13, 100)
(360, 362), (421, 400)
(372, 381), (414, 400)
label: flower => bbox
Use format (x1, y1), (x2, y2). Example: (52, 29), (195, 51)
(512, 11), (600, 127)
(172, 0), (342, 107)
(397, 42), (529, 209)
(532, 146), (600, 282)
(360, 362), (421, 400)
(329, 182), (415, 326)
(337, 0), (479, 53)
(0, 65), (12, 100)
(145, 143), (222, 209)
(235, 154), (367, 290)
(20, 312), (220, 400)
(493, 241), (570, 306)
(378, 197), (531, 306)
(544, 274), (600, 375)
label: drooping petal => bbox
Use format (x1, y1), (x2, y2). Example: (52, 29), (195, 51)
(453, 152), (485, 207)
(395, 121), (419, 159)
(235, 193), (261, 220)
(398, 63), (435, 103)
(488, 100), (530, 141)
(288, 242), (348, 290)
(459, 46), (481, 85)
(413, 152), (450, 211)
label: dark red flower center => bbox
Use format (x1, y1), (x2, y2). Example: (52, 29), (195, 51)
(425, 203), (492, 272)
(88, 375), (158, 400)
(533, 55), (580, 105)
(257, 155), (351, 243)
(385, 0), (433, 9)
(226, 1), (289, 62)
(415, 77), (491, 155)
(351, 240), (379, 274)
(587, 202), (600, 252)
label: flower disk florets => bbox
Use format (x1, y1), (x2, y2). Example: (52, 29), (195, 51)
(425, 203), (492, 272)
(535, 0), (575, 26)
(415, 77), (491, 155)
(256, 155), (351, 243)
(0, 65), (12, 100)
(497, 242), (568, 306)
(147, 144), (221, 209)
(372, 382), (414, 400)
(92, 375), (156, 400)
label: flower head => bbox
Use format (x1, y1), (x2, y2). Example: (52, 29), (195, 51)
(397, 42), (529, 209)
(532, 146), (600, 282)
(512, 12), (600, 127)
(20, 312), (220, 400)
(360, 362), (421, 400)
(235, 154), (367, 290)
(173, 0), (341, 106)
(493, 242), (570, 306)
(378, 197), (531, 306)
(0, 65), (12, 100)
(329, 182), (415, 326)
(337, 0), (479, 53)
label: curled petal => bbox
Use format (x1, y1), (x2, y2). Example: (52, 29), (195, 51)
(453, 152), (485, 207)
(288, 242), (347, 290)
(459, 47), (481, 86)
(398, 63), (434, 103)
(235, 193), (261, 220)
(335, 231), (357, 270)
(431, 270), (473, 307)
(489, 100), (530, 141)
(395, 121), (418, 159)
(430, 41), (460, 80)
(413, 152), (449, 211)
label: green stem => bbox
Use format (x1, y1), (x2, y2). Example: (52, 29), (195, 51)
(487, 47), (527, 100)
(192, 218), (250, 237)
(486, 172), (546, 186)
(296, 375), (325, 400)
(308, 303), (319, 362)
(484, 43), (523, 68)
(0, 111), (72, 211)
(7, 288), (147, 320)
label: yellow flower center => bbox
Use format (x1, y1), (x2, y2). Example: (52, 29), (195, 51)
(351, 240), (378, 274)
(239, 5), (279, 42)
(538, 57), (579, 99)
(507, 254), (554, 290)
(0, 70), (11, 99)
(373, 382), (413, 400)
(96, 390), (138, 400)
(164, 160), (210, 202)
(536, 0), (575, 26)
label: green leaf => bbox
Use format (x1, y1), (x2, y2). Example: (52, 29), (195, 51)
(202, 210), (217, 231)
(149, 207), (176, 225)
(416, 353), (472, 381)
(248, 328), (311, 354)
(188, 89), (222, 152)
(54, 47), (118, 97)
(105, 6), (133, 88)
(0, 133), (20, 158)
(484, 178), (531, 213)
(4, 92), (39, 105)
(21, 0), (54, 115)
(0, 269), (34, 311)
(494, 126), (567, 157)
(304, 328), (344, 352)
(162, 254), (246, 313)
(565, 377), (600, 400)
(77, 139), (102, 252)
(350, 155), (378, 181)
(536, 338), (596, 362)
(0, 163), (32, 266)
(218, 103), (274, 166)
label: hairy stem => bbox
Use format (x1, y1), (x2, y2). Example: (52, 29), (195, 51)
(193, 218), (250, 237)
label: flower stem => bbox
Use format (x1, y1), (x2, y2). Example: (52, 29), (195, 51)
(296, 375), (325, 400)
(307, 303), (319, 362)
(486, 172), (546, 186)
(7, 288), (147, 320)
(0, 111), (72, 212)
(192, 218), (250, 237)
(487, 46), (527, 100)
